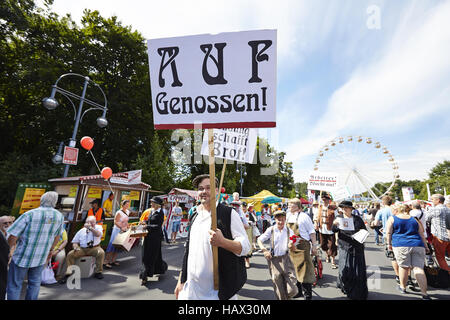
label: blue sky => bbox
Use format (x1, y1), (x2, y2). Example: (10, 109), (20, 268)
(44, 0), (450, 184)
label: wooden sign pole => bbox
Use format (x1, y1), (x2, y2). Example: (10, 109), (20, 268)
(208, 128), (219, 290)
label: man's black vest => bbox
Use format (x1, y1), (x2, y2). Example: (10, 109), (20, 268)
(180, 203), (247, 300)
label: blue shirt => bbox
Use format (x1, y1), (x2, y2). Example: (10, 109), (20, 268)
(374, 207), (393, 236)
(392, 216), (424, 248)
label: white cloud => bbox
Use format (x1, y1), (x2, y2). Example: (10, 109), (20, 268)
(284, 1), (450, 175)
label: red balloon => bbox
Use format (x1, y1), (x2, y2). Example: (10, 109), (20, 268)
(221, 187), (226, 193)
(101, 167), (112, 180)
(80, 136), (94, 150)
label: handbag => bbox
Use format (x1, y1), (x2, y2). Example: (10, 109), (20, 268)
(41, 262), (57, 285)
(112, 228), (136, 251)
(424, 258), (450, 289)
(129, 224), (148, 238)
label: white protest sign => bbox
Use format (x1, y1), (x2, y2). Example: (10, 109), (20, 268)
(200, 128), (257, 163)
(147, 29), (277, 130)
(331, 185), (352, 201)
(307, 172), (339, 192)
(402, 187), (415, 201)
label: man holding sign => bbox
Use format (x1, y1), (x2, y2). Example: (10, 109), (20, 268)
(175, 174), (250, 300)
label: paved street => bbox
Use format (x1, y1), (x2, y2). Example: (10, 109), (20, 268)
(37, 230), (449, 300)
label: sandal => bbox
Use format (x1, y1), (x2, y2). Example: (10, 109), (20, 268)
(103, 263), (112, 269)
(111, 261), (120, 266)
(331, 263), (338, 269)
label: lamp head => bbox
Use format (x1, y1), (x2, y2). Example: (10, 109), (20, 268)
(42, 97), (59, 110)
(96, 116), (108, 128)
(52, 153), (63, 165)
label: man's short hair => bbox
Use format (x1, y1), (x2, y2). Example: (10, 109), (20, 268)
(40, 191), (58, 208)
(381, 195), (393, 206)
(289, 198), (302, 209)
(85, 216), (96, 224)
(431, 194), (445, 203)
(192, 174), (219, 189)
(411, 200), (421, 210)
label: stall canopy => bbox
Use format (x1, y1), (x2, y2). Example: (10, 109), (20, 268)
(246, 190), (282, 213)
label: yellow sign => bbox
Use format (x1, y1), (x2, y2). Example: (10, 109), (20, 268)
(129, 191), (140, 201)
(19, 188), (46, 214)
(88, 187), (102, 199)
(69, 186), (78, 197)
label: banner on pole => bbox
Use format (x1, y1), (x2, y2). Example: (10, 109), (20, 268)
(331, 185), (352, 202)
(307, 172), (339, 192)
(147, 29), (277, 129)
(201, 128), (257, 163)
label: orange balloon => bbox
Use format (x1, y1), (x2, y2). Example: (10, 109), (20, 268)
(101, 167), (112, 180)
(80, 136), (94, 150)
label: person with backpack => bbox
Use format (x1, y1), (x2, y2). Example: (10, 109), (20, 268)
(257, 210), (298, 300)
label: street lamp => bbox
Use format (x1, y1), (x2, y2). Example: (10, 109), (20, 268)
(236, 163), (247, 195)
(43, 73), (108, 177)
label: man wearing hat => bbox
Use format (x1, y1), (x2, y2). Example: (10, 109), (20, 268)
(317, 193), (338, 268)
(87, 199), (105, 225)
(332, 200), (368, 300)
(139, 196), (168, 285)
(258, 210), (298, 300)
(287, 198), (317, 300)
(261, 203), (272, 233)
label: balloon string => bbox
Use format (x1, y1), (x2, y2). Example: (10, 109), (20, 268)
(88, 149), (120, 210)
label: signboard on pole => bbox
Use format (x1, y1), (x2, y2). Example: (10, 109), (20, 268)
(147, 29), (277, 129)
(110, 170), (142, 185)
(201, 128), (257, 163)
(307, 172), (339, 192)
(402, 187), (415, 202)
(62, 146), (79, 165)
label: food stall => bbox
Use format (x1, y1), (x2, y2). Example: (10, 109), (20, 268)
(48, 171), (162, 249)
(164, 188), (198, 239)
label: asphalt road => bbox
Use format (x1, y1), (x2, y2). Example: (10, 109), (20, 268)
(35, 230), (449, 300)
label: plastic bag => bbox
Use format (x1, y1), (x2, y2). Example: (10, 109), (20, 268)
(41, 262), (57, 285)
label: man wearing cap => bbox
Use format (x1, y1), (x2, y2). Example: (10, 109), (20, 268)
(87, 199), (105, 225)
(287, 198), (317, 300)
(174, 174), (250, 300)
(258, 210), (298, 300)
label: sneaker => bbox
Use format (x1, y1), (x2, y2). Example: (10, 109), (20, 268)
(395, 276), (400, 284)
(94, 272), (104, 279)
(396, 285), (406, 294)
(422, 295), (431, 300)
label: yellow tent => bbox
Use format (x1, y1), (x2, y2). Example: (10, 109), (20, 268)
(245, 190), (283, 213)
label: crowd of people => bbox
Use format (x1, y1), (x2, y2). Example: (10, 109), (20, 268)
(1, 180), (449, 301)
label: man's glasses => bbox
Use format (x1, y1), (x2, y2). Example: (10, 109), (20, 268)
(2, 222), (13, 226)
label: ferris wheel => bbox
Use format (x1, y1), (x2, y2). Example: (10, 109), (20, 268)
(313, 136), (399, 201)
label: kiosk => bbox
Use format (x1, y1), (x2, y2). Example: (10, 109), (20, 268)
(48, 171), (162, 249)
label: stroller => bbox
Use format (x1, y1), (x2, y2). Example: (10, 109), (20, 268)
(312, 249), (323, 287)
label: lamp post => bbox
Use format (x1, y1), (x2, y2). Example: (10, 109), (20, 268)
(236, 163), (247, 196)
(43, 73), (108, 177)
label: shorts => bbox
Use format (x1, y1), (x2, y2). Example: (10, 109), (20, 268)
(392, 246), (426, 268)
(172, 220), (181, 233)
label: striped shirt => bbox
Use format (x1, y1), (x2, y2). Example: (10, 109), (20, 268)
(426, 204), (450, 242)
(7, 206), (64, 268)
